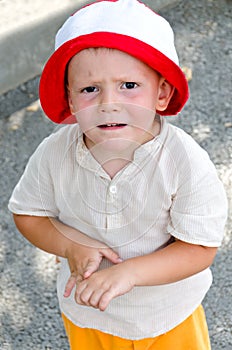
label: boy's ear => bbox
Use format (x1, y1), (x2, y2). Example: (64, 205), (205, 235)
(156, 78), (175, 112)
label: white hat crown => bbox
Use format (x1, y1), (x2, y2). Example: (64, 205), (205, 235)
(55, 0), (179, 65)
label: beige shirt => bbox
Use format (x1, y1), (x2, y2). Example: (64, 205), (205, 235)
(9, 118), (227, 339)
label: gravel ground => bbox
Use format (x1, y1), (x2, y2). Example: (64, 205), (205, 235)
(0, 0), (231, 349)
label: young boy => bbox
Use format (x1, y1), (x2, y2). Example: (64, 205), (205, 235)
(9, 0), (227, 349)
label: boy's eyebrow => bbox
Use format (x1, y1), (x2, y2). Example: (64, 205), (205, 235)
(72, 75), (139, 86)
(114, 75), (137, 81)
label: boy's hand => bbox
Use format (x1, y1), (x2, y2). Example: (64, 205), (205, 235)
(74, 262), (135, 311)
(64, 240), (122, 298)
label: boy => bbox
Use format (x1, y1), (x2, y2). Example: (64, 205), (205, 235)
(9, 0), (227, 349)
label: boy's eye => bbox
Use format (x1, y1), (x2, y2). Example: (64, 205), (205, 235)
(121, 82), (138, 89)
(81, 86), (98, 93)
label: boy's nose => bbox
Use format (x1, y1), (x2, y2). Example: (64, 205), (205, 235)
(98, 90), (121, 113)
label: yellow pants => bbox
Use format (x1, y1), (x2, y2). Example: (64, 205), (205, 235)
(62, 305), (211, 350)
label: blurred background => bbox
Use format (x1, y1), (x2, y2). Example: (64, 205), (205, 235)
(0, 0), (231, 349)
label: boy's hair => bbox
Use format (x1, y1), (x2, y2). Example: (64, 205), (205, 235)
(39, 0), (189, 124)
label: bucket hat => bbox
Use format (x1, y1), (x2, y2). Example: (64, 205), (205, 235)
(39, 0), (189, 123)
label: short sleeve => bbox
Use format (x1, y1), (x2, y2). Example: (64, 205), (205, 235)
(8, 136), (59, 217)
(167, 137), (228, 247)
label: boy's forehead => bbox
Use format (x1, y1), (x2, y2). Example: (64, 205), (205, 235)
(73, 47), (123, 58)
(71, 48), (146, 65)
(68, 48), (157, 76)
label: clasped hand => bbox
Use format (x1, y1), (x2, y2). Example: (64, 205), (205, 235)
(64, 239), (135, 311)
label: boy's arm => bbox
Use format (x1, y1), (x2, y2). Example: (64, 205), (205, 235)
(13, 214), (122, 295)
(126, 240), (217, 286)
(74, 240), (217, 311)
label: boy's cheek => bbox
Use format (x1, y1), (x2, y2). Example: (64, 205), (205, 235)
(75, 109), (98, 133)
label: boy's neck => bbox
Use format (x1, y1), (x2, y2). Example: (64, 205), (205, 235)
(88, 141), (137, 179)
(102, 158), (132, 179)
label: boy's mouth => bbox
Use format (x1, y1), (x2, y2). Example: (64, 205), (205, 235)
(98, 123), (127, 129)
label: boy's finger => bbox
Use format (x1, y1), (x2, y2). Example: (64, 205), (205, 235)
(63, 274), (78, 297)
(100, 249), (123, 264)
(98, 290), (114, 311)
(83, 260), (100, 279)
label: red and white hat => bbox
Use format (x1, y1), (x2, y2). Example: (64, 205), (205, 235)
(39, 0), (189, 124)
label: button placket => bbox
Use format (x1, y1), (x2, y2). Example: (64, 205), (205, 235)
(109, 185), (117, 194)
(105, 182), (120, 229)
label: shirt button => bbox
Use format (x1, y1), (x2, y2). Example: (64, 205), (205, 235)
(109, 185), (117, 194)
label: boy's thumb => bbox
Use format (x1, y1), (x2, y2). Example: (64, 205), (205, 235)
(83, 259), (99, 279)
(101, 248), (123, 264)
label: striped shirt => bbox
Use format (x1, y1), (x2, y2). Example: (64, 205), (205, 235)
(8, 117), (227, 339)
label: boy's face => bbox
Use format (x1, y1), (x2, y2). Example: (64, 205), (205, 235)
(67, 48), (173, 152)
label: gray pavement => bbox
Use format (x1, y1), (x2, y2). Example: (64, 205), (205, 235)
(0, 0), (232, 349)
(0, 0), (86, 94)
